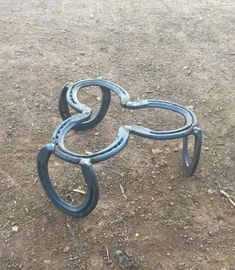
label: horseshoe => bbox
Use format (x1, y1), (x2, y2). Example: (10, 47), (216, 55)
(58, 83), (111, 131)
(182, 127), (202, 176)
(37, 144), (99, 218)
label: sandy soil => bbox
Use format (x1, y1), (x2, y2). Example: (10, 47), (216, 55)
(0, 0), (234, 269)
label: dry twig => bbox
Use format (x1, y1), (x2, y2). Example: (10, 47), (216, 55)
(220, 190), (235, 207)
(105, 245), (112, 264)
(120, 184), (127, 199)
(73, 188), (86, 195)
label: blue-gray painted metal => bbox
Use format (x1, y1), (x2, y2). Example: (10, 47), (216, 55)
(37, 79), (202, 218)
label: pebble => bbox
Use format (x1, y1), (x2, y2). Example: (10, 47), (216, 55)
(208, 231), (213, 237)
(12, 225), (19, 232)
(151, 148), (162, 154)
(120, 172), (125, 178)
(159, 160), (168, 167)
(115, 250), (135, 270)
(155, 262), (163, 270)
(63, 246), (70, 253)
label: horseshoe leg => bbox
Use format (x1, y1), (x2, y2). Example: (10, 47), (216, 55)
(182, 127), (202, 176)
(37, 144), (99, 218)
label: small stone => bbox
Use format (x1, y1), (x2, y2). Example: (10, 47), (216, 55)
(151, 148), (162, 154)
(63, 246), (70, 253)
(115, 250), (135, 269)
(12, 226), (19, 232)
(208, 231), (213, 237)
(187, 70), (192, 75)
(155, 262), (163, 270)
(159, 160), (168, 167)
(169, 202), (174, 206)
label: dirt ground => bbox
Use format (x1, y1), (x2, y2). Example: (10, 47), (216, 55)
(0, 0), (234, 269)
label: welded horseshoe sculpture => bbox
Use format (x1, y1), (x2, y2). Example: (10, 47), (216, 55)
(37, 79), (202, 218)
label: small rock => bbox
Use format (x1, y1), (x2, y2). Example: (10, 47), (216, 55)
(208, 231), (213, 237)
(63, 246), (70, 253)
(169, 202), (174, 206)
(151, 148), (162, 154)
(207, 189), (213, 194)
(159, 160), (168, 167)
(187, 69), (192, 75)
(115, 250), (135, 269)
(12, 225), (19, 232)
(155, 262), (163, 270)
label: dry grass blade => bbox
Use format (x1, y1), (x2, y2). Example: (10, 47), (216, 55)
(105, 245), (112, 263)
(120, 184), (127, 199)
(73, 188), (86, 195)
(220, 190), (235, 207)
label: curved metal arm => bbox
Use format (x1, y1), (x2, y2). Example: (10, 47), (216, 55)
(182, 127), (202, 176)
(37, 144), (99, 218)
(59, 84), (111, 131)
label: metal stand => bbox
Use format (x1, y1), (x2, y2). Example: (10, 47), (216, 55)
(37, 79), (202, 218)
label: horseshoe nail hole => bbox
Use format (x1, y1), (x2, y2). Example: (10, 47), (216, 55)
(128, 108), (186, 131)
(48, 155), (88, 205)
